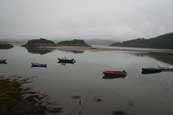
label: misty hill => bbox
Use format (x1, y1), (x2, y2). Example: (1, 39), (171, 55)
(86, 39), (117, 46)
(22, 38), (55, 48)
(0, 42), (13, 49)
(0, 39), (27, 45)
(57, 39), (91, 47)
(110, 33), (173, 49)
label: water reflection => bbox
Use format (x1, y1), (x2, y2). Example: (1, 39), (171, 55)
(58, 49), (85, 54)
(112, 111), (125, 115)
(133, 52), (173, 65)
(102, 75), (126, 79)
(93, 96), (102, 102)
(127, 101), (135, 107)
(72, 96), (81, 99)
(25, 48), (54, 55)
(1, 47), (173, 115)
(69, 95), (104, 115)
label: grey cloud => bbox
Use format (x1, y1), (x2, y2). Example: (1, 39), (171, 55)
(0, 0), (173, 40)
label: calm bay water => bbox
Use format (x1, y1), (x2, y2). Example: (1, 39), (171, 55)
(1, 46), (173, 115)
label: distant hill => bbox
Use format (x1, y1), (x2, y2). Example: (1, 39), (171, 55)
(22, 38), (55, 48)
(0, 42), (13, 49)
(0, 39), (27, 45)
(110, 33), (173, 49)
(57, 39), (91, 47)
(86, 39), (117, 46)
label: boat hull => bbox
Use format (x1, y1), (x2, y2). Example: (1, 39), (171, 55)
(58, 58), (76, 64)
(31, 63), (47, 68)
(142, 68), (162, 74)
(0, 59), (7, 64)
(103, 71), (127, 79)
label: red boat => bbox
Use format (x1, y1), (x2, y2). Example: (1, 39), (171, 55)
(103, 70), (127, 78)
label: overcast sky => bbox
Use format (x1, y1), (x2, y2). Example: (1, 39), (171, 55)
(0, 0), (173, 40)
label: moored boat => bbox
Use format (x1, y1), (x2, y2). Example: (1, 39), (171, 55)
(0, 59), (7, 64)
(31, 63), (47, 68)
(142, 68), (162, 74)
(57, 58), (76, 64)
(103, 70), (127, 78)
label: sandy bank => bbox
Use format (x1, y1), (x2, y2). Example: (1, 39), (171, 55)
(37, 46), (173, 54)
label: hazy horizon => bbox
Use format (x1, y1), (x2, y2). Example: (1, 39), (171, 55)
(0, 0), (173, 40)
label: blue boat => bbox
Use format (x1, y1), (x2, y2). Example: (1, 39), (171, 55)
(31, 63), (47, 68)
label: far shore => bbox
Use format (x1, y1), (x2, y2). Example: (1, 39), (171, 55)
(27, 45), (173, 54)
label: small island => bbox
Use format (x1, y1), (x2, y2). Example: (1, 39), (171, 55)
(57, 39), (91, 47)
(22, 38), (56, 48)
(22, 38), (92, 53)
(0, 42), (13, 49)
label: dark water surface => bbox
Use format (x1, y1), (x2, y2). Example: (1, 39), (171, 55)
(1, 46), (173, 115)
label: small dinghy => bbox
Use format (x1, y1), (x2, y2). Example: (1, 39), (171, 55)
(0, 59), (7, 64)
(142, 68), (162, 74)
(103, 70), (127, 79)
(31, 63), (47, 68)
(57, 58), (76, 64)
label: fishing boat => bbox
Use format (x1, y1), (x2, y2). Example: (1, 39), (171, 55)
(57, 58), (76, 64)
(103, 70), (127, 78)
(0, 59), (7, 64)
(142, 68), (162, 74)
(31, 63), (47, 68)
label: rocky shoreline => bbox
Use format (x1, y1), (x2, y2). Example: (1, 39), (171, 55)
(0, 76), (63, 115)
